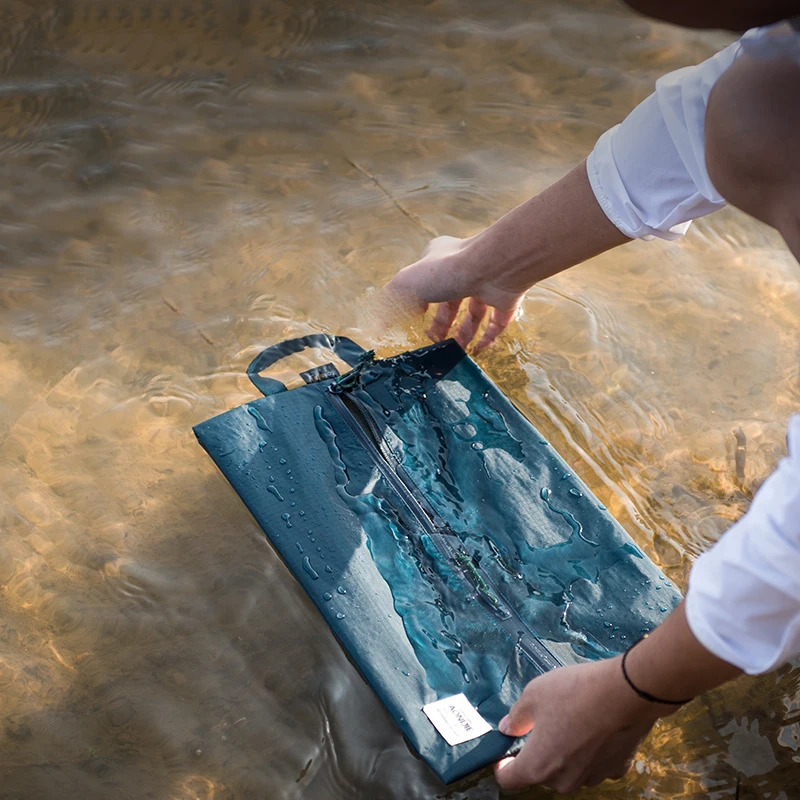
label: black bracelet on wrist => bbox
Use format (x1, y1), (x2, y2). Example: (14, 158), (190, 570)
(621, 636), (694, 706)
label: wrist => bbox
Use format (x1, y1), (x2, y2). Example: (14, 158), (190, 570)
(599, 656), (673, 727)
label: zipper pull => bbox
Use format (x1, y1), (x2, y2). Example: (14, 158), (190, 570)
(330, 349), (376, 393)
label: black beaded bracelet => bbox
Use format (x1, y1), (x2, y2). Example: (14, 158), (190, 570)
(621, 637), (694, 706)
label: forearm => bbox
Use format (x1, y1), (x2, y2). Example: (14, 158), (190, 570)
(622, 601), (742, 709)
(458, 160), (629, 296)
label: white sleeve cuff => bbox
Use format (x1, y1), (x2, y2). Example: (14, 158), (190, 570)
(587, 41), (742, 241)
(686, 416), (800, 675)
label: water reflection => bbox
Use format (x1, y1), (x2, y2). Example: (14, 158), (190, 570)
(1, 1), (799, 798)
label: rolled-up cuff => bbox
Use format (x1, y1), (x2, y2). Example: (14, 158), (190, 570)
(587, 40), (742, 242)
(587, 129), (691, 241)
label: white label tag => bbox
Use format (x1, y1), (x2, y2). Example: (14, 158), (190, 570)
(422, 694), (493, 746)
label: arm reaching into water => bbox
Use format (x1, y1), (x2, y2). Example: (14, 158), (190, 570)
(387, 162), (629, 351)
(386, 38), (741, 350)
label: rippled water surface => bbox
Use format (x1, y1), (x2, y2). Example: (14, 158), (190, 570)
(2, 1), (799, 798)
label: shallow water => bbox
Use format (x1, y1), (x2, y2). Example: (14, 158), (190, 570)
(1, 1), (799, 798)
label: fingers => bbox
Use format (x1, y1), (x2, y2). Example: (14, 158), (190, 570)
(493, 737), (566, 794)
(425, 297), (518, 349)
(499, 685), (537, 737)
(473, 304), (518, 354)
(454, 297), (488, 349)
(426, 300), (462, 342)
(495, 742), (588, 795)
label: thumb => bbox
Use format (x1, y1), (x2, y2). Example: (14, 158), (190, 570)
(498, 686), (537, 737)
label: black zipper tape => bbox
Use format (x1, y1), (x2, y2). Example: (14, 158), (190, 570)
(327, 387), (561, 675)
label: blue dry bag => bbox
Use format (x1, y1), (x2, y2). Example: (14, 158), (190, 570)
(194, 334), (680, 783)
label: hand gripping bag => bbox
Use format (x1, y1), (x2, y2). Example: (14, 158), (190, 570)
(194, 334), (681, 783)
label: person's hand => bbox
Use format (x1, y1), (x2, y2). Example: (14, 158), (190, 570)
(384, 162), (631, 351)
(494, 657), (666, 794)
(385, 235), (527, 353)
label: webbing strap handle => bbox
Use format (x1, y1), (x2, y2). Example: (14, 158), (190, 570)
(246, 334), (368, 396)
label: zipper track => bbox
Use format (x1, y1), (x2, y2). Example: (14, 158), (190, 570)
(328, 388), (561, 674)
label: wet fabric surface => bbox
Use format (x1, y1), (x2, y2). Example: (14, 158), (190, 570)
(194, 338), (681, 781)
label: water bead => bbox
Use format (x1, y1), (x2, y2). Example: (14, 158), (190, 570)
(302, 556), (319, 580)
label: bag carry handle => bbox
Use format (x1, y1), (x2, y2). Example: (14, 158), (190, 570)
(246, 333), (368, 396)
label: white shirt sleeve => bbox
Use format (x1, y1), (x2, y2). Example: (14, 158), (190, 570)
(686, 415), (800, 674)
(586, 41), (742, 240)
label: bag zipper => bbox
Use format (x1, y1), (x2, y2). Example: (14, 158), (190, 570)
(327, 386), (562, 675)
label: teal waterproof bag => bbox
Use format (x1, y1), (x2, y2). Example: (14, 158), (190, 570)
(194, 334), (680, 783)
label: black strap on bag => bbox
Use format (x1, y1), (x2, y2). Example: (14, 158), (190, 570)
(246, 334), (368, 396)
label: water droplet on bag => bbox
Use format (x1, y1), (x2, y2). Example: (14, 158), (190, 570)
(302, 557), (319, 580)
(452, 422), (477, 440)
(569, 488), (583, 497)
(337, 586), (347, 595)
(470, 442), (484, 451)
(295, 541), (303, 553)
(323, 593), (332, 601)
(269, 476), (275, 483)
(336, 613), (345, 620)
(247, 407), (272, 431)
(325, 565), (333, 573)
(279, 458), (287, 465)
(283, 513), (292, 529)
(268, 486), (284, 501)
